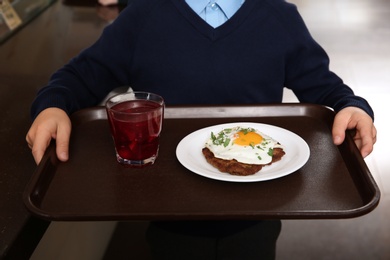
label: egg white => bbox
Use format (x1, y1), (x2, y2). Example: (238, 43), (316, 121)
(205, 126), (283, 165)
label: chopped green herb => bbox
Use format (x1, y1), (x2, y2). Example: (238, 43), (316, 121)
(223, 138), (231, 147)
(224, 128), (233, 134)
(210, 130), (231, 147)
(240, 127), (255, 135)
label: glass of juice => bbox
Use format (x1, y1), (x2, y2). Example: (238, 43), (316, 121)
(105, 92), (164, 167)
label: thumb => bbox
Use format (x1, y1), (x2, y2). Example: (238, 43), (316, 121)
(56, 123), (71, 162)
(332, 112), (349, 145)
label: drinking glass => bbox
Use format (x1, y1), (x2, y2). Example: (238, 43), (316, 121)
(106, 91), (164, 167)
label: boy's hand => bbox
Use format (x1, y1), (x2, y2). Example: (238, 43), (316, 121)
(26, 108), (71, 164)
(332, 106), (377, 158)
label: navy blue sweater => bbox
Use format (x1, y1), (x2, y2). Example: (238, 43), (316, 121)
(31, 0), (373, 119)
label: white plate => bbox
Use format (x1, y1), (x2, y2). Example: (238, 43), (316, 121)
(176, 122), (310, 182)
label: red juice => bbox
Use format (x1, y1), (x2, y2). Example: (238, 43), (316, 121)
(107, 99), (163, 166)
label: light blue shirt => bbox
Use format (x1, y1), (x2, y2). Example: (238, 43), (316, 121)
(185, 0), (245, 28)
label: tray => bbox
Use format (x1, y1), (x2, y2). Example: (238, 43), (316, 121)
(23, 104), (380, 221)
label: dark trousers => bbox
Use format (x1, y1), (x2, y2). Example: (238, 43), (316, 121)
(146, 220), (282, 260)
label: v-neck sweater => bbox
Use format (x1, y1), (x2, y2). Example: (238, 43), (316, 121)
(31, 0), (373, 119)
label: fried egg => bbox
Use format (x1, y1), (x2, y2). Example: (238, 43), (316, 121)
(204, 126), (283, 165)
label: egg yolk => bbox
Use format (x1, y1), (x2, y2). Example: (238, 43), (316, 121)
(233, 131), (263, 146)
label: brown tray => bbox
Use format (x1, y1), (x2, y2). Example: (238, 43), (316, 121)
(23, 104), (380, 221)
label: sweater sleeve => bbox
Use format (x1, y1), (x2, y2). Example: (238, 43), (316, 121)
(30, 1), (150, 119)
(279, 2), (374, 119)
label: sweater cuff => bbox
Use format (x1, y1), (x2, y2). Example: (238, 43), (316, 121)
(30, 87), (79, 120)
(334, 97), (375, 121)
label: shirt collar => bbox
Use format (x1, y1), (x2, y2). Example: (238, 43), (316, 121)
(218, 0), (245, 19)
(185, 0), (245, 18)
(185, 0), (209, 15)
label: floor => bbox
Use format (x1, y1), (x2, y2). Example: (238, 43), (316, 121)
(105, 0), (390, 259)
